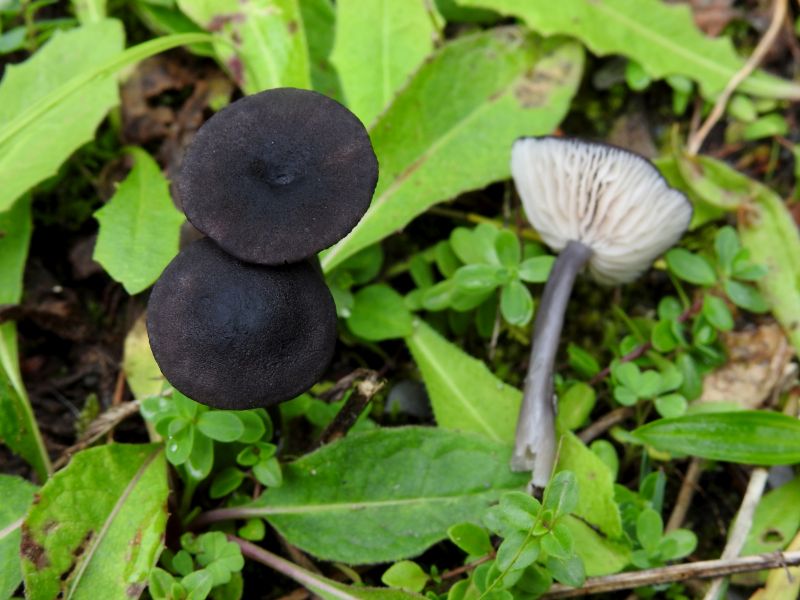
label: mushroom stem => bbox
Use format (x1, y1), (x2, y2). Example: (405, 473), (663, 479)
(512, 239), (592, 487)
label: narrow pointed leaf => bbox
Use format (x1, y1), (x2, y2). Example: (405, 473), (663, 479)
(0, 475), (37, 598)
(321, 30), (583, 271)
(178, 0), (311, 93)
(331, 0), (435, 126)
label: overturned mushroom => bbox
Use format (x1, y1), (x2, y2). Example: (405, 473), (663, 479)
(510, 137), (692, 487)
(177, 87), (379, 265)
(147, 238), (337, 410)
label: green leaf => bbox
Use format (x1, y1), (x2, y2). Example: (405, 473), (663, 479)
(193, 532), (244, 586)
(0, 20), (124, 212)
(658, 529), (696, 561)
(93, 147), (184, 294)
(447, 523), (493, 557)
(347, 284), (415, 341)
(166, 422), (194, 465)
(123, 315), (167, 402)
(715, 226), (740, 275)
(567, 344), (599, 379)
(178, 0), (311, 93)
(556, 382), (595, 431)
(210, 467), (246, 499)
(197, 411), (245, 442)
(0, 196), (51, 480)
(253, 456), (283, 487)
(636, 508), (663, 555)
(724, 279), (769, 313)
(186, 431), (214, 481)
(632, 411), (800, 465)
(654, 393), (687, 418)
(666, 248), (716, 286)
(381, 561), (429, 593)
(613, 362), (641, 391)
(546, 554), (585, 588)
(247, 428), (528, 564)
(331, 0), (435, 127)
(300, 0), (341, 98)
(543, 471), (579, 517)
(457, 0), (800, 100)
(500, 280), (533, 326)
(0, 474), (37, 599)
(517, 255), (554, 283)
(702, 295), (734, 331)
(405, 320), (520, 443)
(320, 31), (583, 271)
(21, 444), (168, 599)
(742, 477), (800, 556)
(494, 230), (520, 268)
(454, 264), (504, 293)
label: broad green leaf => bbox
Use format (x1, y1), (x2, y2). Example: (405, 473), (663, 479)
(178, 0), (311, 93)
(741, 477), (800, 556)
(122, 314), (167, 401)
(632, 411), (800, 465)
(347, 284), (414, 341)
(0, 474), (37, 599)
(0, 197), (51, 479)
(405, 320), (520, 443)
(665, 248), (716, 286)
(300, 0), (341, 99)
(93, 148), (184, 294)
(0, 28), (213, 213)
(331, 0), (435, 127)
(244, 427), (528, 564)
(320, 30), (583, 271)
(406, 320), (627, 574)
(0, 20), (123, 212)
(21, 444), (168, 600)
(457, 0), (800, 100)
(381, 561), (429, 593)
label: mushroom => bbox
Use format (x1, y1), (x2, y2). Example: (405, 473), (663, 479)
(176, 87), (379, 265)
(510, 137), (692, 487)
(147, 238), (337, 410)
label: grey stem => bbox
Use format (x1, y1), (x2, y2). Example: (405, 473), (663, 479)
(512, 240), (592, 487)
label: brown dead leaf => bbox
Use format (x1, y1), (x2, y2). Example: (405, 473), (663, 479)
(682, 0), (740, 37)
(698, 323), (794, 409)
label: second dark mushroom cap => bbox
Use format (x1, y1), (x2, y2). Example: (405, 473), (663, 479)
(177, 88), (379, 265)
(147, 238), (337, 410)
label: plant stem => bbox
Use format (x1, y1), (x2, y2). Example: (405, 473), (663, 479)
(543, 550), (800, 598)
(230, 536), (358, 600)
(512, 240), (592, 486)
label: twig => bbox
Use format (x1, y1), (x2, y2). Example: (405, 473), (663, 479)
(319, 368), (372, 402)
(687, 0), (788, 155)
(230, 536), (358, 600)
(317, 372), (384, 447)
(577, 406), (634, 443)
(441, 555), (494, 580)
(666, 458), (704, 532)
(53, 400), (141, 470)
(588, 296), (702, 386)
(542, 550), (800, 598)
(702, 467), (770, 600)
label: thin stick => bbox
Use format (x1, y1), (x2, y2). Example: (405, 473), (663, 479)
(577, 406), (634, 444)
(230, 536), (357, 600)
(702, 467), (769, 600)
(687, 0), (788, 155)
(666, 458), (704, 532)
(542, 550), (800, 598)
(317, 372), (384, 447)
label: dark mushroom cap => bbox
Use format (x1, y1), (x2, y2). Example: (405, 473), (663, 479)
(147, 238), (337, 409)
(176, 88), (379, 265)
